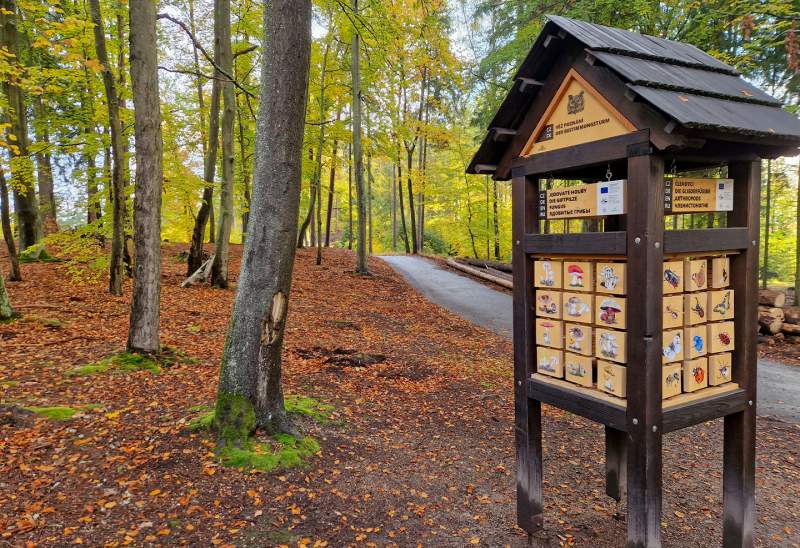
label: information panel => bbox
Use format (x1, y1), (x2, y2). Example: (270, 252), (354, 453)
(664, 178), (733, 213)
(538, 180), (626, 220)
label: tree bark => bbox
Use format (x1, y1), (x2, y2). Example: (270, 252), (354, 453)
(0, 269), (13, 320)
(127, 0), (163, 354)
(0, 167), (21, 281)
(297, 147), (316, 248)
(351, 3), (368, 274)
(390, 163), (396, 251)
(237, 92), (251, 244)
(396, 155), (410, 253)
(32, 96), (58, 233)
(313, 31), (331, 264)
(214, 0), (312, 444)
(347, 142), (353, 250)
(89, 0), (126, 295)
(762, 160), (771, 289)
(324, 131), (339, 247)
(0, 0), (42, 250)
(405, 147), (417, 253)
(492, 179), (500, 260)
(211, 0), (236, 288)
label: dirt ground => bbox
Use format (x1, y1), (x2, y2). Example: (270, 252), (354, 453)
(1, 245), (799, 547)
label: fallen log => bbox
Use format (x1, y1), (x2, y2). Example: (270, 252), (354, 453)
(783, 306), (800, 325)
(445, 258), (513, 290)
(782, 323), (800, 335)
(758, 306), (784, 335)
(457, 256), (513, 274)
(181, 255), (215, 288)
(759, 289), (786, 308)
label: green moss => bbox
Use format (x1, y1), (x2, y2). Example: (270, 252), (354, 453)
(67, 352), (161, 377)
(285, 394), (334, 424)
(188, 410), (215, 431)
(25, 406), (79, 420)
(18, 243), (58, 263)
(219, 435), (320, 472)
(212, 392), (256, 447)
(1, 380), (20, 387)
(186, 324), (201, 334)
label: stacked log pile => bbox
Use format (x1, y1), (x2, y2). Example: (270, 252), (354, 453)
(758, 288), (800, 339)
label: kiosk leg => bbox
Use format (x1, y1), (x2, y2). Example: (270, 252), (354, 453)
(626, 428), (662, 548)
(605, 426), (627, 502)
(722, 407), (755, 547)
(517, 399), (543, 533)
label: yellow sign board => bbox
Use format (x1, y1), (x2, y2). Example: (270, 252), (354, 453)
(522, 69), (636, 156)
(664, 178), (734, 213)
(539, 180), (626, 219)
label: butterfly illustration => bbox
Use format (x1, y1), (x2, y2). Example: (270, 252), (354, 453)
(692, 263), (706, 288)
(714, 291), (731, 315)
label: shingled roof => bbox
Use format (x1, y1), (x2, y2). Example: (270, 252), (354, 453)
(468, 15), (800, 178)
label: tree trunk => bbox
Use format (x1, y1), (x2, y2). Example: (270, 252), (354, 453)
(795, 158), (800, 306)
(237, 94), (251, 244)
(0, 0), (42, 250)
(314, 32), (331, 264)
(758, 306), (784, 335)
(0, 270), (13, 320)
(351, 4), (367, 274)
(391, 163), (397, 251)
(210, 0), (235, 288)
(297, 148), (317, 248)
(405, 146), (417, 254)
(347, 143), (353, 250)
(396, 156), (410, 253)
(127, 0), (162, 354)
(762, 160), (771, 288)
(324, 113), (340, 247)
(89, 0), (126, 295)
(492, 178), (500, 260)
(0, 167), (21, 281)
(214, 0), (312, 445)
(32, 96), (58, 233)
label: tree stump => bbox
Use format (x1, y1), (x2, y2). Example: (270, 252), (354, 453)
(758, 289), (786, 308)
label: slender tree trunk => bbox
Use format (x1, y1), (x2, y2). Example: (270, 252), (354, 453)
(188, 0), (207, 160)
(347, 143), (353, 250)
(761, 160), (771, 289)
(465, 182), (479, 259)
(83, 94), (102, 224)
(89, 0), (125, 295)
(0, 0), (41, 251)
(0, 167), (21, 281)
(367, 152), (373, 255)
(214, 0), (312, 444)
(492, 179), (500, 260)
(211, 0), (235, 288)
(405, 146), (417, 254)
(391, 163), (397, 251)
(297, 147), (316, 247)
(0, 269), (13, 320)
(237, 95), (251, 244)
(127, 0), (162, 354)
(324, 110), (341, 247)
(313, 31), (331, 263)
(351, 2), (367, 274)
(795, 159), (800, 304)
(397, 154), (410, 253)
(32, 96), (58, 233)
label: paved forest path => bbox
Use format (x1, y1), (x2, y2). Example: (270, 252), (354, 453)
(380, 254), (800, 422)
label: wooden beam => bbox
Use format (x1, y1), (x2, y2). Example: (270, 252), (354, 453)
(473, 164), (497, 174)
(663, 228), (749, 253)
(491, 128), (517, 142)
(625, 153), (664, 548)
(605, 427), (627, 502)
(524, 231), (627, 255)
(512, 175), (543, 534)
(722, 161), (759, 547)
(526, 377), (627, 431)
(512, 130), (650, 177)
(516, 77), (544, 92)
(662, 388), (747, 433)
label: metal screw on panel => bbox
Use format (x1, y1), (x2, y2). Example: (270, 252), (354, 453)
(654, 242), (661, 249)
(652, 425), (657, 432)
(632, 418), (639, 425)
(518, 380), (522, 386)
(752, 240), (757, 246)
(516, 240), (520, 245)
(634, 237), (641, 245)
(748, 400), (753, 406)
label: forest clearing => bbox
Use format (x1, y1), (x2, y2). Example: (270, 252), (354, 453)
(1, 246), (799, 546)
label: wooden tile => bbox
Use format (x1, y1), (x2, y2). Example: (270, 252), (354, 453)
(597, 360), (626, 398)
(535, 318), (563, 349)
(682, 357), (708, 392)
(708, 352), (733, 386)
(662, 363), (682, 399)
(684, 258), (708, 291)
(595, 295), (626, 329)
(535, 290), (561, 319)
(536, 346), (564, 378)
(683, 292), (708, 326)
(564, 353), (593, 387)
(708, 321), (735, 353)
(562, 292), (593, 323)
(565, 323), (593, 356)
(708, 289), (734, 321)
(595, 262), (626, 295)
(534, 259), (562, 289)
(595, 328), (626, 363)
(563, 260), (593, 292)
(662, 260), (684, 294)
(662, 295), (684, 329)
(662, 328), (684, 364)
(684, 325), (708, 359)
(710, 256), (730, 288)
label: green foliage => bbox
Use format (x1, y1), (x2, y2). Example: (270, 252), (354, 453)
(284, 394), (335, 424)
(68, 352), (162, 377)
(25, 405), (80, 421)
(42, 225), (109, 283)
(188, 410), (215, 431)
(18, 243), (56, 263)
(218, 435), (320, 472)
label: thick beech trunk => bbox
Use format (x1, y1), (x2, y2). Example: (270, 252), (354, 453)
(351, 3), (368, 274)
(0, 270), (13, 320)
(214, 0), (312, 443)
(89, 0), (126, 295)
(0, 167), (21, 281)
(126, 0), (163, 354)
(210, 0), (235, 288)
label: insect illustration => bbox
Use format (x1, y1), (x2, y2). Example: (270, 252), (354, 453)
(665, 305), (679, 320)
(692, 367), (705, 384)
(721, 267), (729, 285)
(714, 291), (731, 315)
(719, 365), (730, 379)
(599, 266), (619, 291)
(718, 332), (731, 346)
(540, 262), (555, 286)
(537, 294), (557, 315)
(665, 370), (681, 386)
(692, 263), (706, 288)
(693, 335), (704, 352)
(567, 327), (585, 352)
(664, 269), (680, 288)
(662, 333), (682, 361)
(599, 332), (619, 359)
(691, 297), (705, 318)
(539, 355), (558, 373)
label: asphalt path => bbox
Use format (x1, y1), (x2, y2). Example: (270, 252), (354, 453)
(380, 254), (800, 422)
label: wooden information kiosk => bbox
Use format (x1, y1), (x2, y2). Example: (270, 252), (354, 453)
(468, 16), (800, 547)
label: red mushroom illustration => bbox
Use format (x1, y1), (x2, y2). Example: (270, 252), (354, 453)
(599, 299), (621, 324)
(567, 264), (584, 287)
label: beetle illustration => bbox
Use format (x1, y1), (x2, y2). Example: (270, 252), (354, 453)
(691, 297), (705, 318)
(692, 367), (705, 384)
(693, 335), (704, 353)
(664, 268), (680, 288)
(665, 370), (681, 385)
(718, 332), (731, 346)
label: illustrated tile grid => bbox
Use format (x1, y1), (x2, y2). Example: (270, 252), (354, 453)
(708, 352), (733, 386)
(535, 290), (562, 319)
(535, 318), (563, 349)
(534, 259), (562, 289)
(563, 260), (593, 292)
(597, 360), (626, 398)
(662, 363), (682, 399)
(684, 258), (708, 292)
(663, 260), (684, 294)
(595, 294), (626, 330)
(683, 357), (708, 393)
(536, 346), (564, 378)
(709, 289), (735, 321)
(684, 324), (707, 359)
(595, 262), (626, 295)
(562, 292), (593, 324)
(662, 328), (684, 364)
(662, 294), (684, 329)
(595, 328), (626, 363)
(683, 292), (708, 326)
(711, 256), (730, 289)
(564, 353), (594, 387)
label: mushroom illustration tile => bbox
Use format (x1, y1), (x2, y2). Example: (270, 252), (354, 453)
(595, 328), (626, 363)
(711, 257), (730, 289)
(708, 352), (732, 386)
(683, 292), (707, 326)
(565, 323), (593, 356)
(662, 329), (684, 364)
(536, 346), (563, 378)
(662, 260), (684, 294)
(595, 262), (626, 295)
(685, 259), (708, 291)
(708, 321), (735, 353)
(597, 360), (626, 398)
(535, 290), (562, 319)
(595, 295), (626, 329)
(534, 259), (562, 289)
(709, 289), (734, 321)
(683, 357), (708, 392)
(535, 318), (563, 348)
(684, 325), (707, 359)
(563, 261), (593, 292)
(662, 363), (682, 399)
(564, 353), (593, 387)
(562, 292), (593, 323)
(662, 295), (684, 329)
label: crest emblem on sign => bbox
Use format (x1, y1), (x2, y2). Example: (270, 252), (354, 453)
(567, 91), (584, 115)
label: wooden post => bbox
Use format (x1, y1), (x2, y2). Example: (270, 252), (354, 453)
(512, 174), (543, 533)
(722, 161), (759, 547)
(625, 152), (664, 548)
(605, 426), (627, 502)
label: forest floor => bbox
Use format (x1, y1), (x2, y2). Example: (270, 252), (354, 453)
(1, 244), (799, 547)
